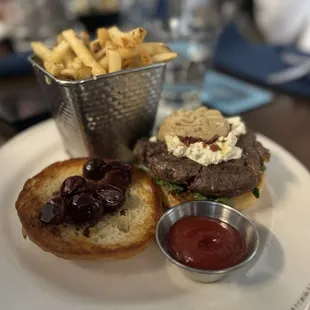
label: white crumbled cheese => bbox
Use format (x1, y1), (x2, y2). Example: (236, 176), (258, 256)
(165, 116), (246, 166)
(149, 136), (157, 142)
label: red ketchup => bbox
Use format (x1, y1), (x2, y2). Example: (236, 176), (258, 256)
(167, 216), (246, 270)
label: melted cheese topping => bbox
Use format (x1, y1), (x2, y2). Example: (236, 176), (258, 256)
(158, 117), (246, 167)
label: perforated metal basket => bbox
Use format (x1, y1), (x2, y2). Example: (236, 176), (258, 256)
(29, 56), (166, 161)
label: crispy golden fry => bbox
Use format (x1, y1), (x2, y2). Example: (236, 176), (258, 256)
(142, 42), (172, 56)
(97, 27), (109, 47)
(44, 61), (64, 77)
(98, 56), (109, 71)
(122, 57), (140, 69)
(80, 31), (90, 45)
(71, 57), (83, 69)
(105, 41), (115, 50)
(108, 26), (136, 48)
(57, 34), (64, 43)
(63, 50), (75, 67)
(67, 59), (80, 69)
(95, 49), (106, 60)
(73, 56), (82, 65)
(78, 66), (92, 79)
(31, 42), (52, 61)
(106, 39), (117, 49)
(62, 29), (106, 75)
(32, 25), (177, 80)
(60, 68), (78, 80)
(67, 56), (77, 68)
(94, 49), (106, 60)
(152, 52), (178, 63)
(90, 39), (101, 54)
(50, 40), (71, 63)
(106, 42), (122, 73)
(117, 47), (137, 60)
(129, 27), (147, 44)
(137, 45), (152, 65)
(59, 66), (92, 80)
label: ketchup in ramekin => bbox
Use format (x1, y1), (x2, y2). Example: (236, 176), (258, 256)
(167, 216), (246, 270)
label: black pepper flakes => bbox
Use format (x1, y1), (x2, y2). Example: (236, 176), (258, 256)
(83, 227), (91, 238)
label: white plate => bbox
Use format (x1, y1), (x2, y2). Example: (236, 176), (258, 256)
(1, 119), (310, 310)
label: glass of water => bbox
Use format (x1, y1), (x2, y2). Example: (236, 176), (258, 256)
(121, 0), (237, 112)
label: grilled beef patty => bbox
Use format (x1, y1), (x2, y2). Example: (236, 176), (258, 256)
(135, 130), (270, 197)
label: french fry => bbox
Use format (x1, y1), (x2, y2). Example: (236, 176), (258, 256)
(71, 57), (83, 69)
(122, 57), (140, 69)
(75, 63), (82, 70)
(99, 56), (109, 71)
(80, 31), (90, 45)
(105, 41), (115, 50)
(106, 42), (122, 73)
(73, 57), (82, 65)
(117, 47), (137, 60)
(90, 39), (101, 54)
(78, 66), (92, 79)
(137, 45), (152, 65)
(152, 52), (178, 63)
(31, 25), (177, 80)
(97, 27), (109, 47)
(94, 49), (106, 60)
(60, 68), (80, 80)
(60, 66), (92, 80)
(31, 42), (52, 61)
(62, 29), (106, 75)
(57, 34), (64, 43)
(106, 39), (117, 49)
(44, 61), (65, 77)
(63, 50), (75, 67)
(142, 42), (172, 56)
(129, 27), (147, 44)
(108, 26), (136, 48)
(50, 40), (71, 63)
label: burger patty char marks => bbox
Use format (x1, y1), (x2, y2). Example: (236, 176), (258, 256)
(135, 130), (270, 197)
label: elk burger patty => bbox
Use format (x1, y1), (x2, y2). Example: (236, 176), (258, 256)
(135, 130), (270, 197)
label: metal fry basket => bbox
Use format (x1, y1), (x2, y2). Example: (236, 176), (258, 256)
(29, 56), (166, 161)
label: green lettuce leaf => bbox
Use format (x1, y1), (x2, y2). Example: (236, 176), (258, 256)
(252, 187), (260, 198)
(154, 177), (184, 194)
(137, 166), (184, 194)
(140, 172), (236, 207)
(193, 192), (208, 201)
(261, 164), (267, 172)
(193, 192), (235, 208)
(137, 164), (149, 173)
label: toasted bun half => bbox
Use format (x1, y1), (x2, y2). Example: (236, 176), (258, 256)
(159, 173), (265, 211)
(16, 159), (161, 260)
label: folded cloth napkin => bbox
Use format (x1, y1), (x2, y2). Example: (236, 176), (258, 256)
(0, 52), (32, 77)
(168, 41), (273, 114)
(214, 24), (310, 97)
(202, 70), (273, 115)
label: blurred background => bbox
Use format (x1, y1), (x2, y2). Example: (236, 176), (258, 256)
(1, 0), (310, 167)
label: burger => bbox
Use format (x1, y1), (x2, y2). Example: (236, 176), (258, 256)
(134, 107), (270, 211)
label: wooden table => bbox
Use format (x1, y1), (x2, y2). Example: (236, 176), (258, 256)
(0, 74), (310, 170)
(242, 94), (310, 170)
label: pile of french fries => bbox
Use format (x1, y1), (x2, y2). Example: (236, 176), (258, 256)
(31, 26), (177, 81)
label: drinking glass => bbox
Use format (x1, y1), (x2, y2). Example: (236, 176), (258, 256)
(121, 0), (238, 112)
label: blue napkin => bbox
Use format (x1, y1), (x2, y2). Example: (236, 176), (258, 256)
(202, 70), (273, 115)
(214, 24), (310, 97)
(0, 52), (32, 77)
(168, 41), (273, 114)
